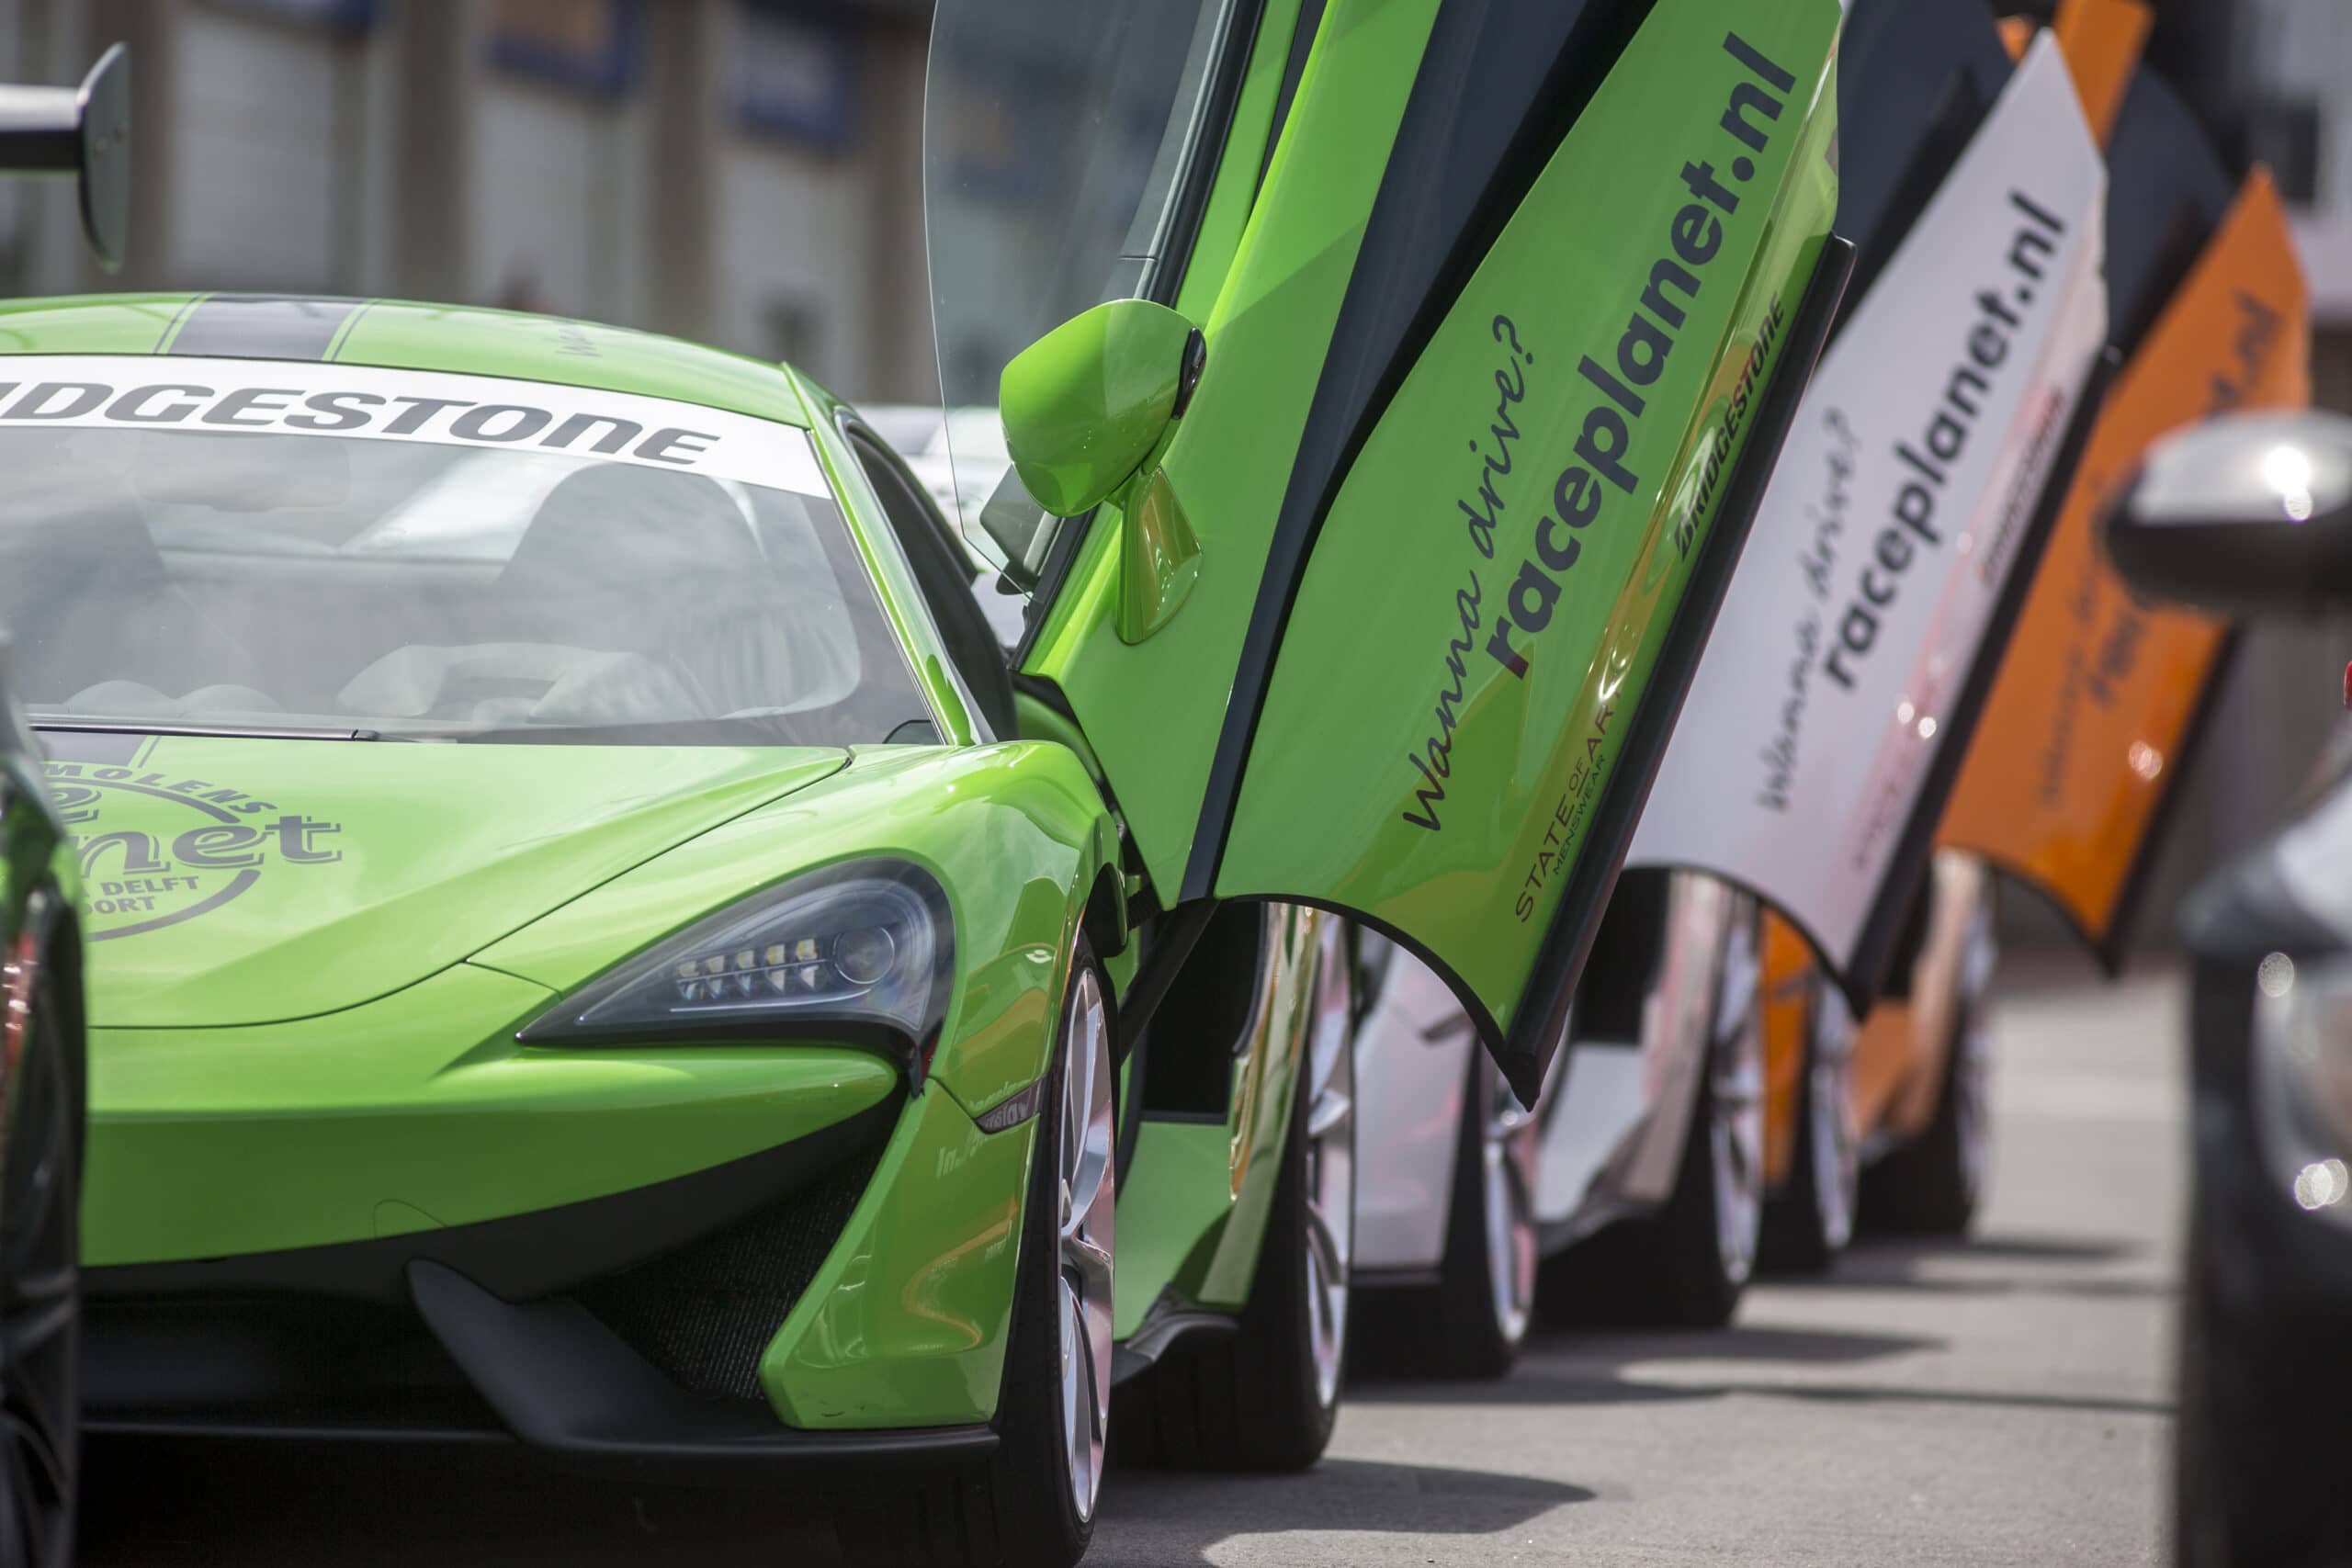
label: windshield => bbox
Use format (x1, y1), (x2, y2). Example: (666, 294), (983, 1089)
(923, 0), (1237, 580)
(0, 358), (932, 746)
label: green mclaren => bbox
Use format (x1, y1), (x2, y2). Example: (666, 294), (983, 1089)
(28, 294), (1354, 1564)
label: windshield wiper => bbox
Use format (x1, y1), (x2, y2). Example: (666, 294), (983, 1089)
(30, 717), (410, 741)
(447, 717), (807, 747)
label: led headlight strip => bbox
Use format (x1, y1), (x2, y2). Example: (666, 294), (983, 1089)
(518, 860), (956, 1070)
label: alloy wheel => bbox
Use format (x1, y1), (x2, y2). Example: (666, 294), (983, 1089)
(1056, 964), (1114, 1526)
(1302, 920), (1356, 1412)
(1478, 1063), (1539, 1348)
(1951, 892), (1997, 1213)
(1708, 918), (1766, 1290)
(1805, 978), (1860, 1253)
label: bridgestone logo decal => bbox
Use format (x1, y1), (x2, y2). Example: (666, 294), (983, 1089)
(0, 355), (831, 497)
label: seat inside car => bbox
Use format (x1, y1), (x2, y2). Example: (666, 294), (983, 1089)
(494, 461), (854, 720)
(0, 475), (258, 705)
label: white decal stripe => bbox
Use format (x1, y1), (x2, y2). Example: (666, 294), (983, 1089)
(0, 355), (833, 499)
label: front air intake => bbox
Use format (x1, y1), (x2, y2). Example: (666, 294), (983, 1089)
(576, 1140), (887, 1402)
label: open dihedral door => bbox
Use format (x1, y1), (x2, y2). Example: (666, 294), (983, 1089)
(1937, 6), (2312, 967)
(1623, 2), (2109, 1012)
(926, 0), (1850, 1105)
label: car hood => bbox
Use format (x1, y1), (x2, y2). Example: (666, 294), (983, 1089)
(49, 732), (849, 1027)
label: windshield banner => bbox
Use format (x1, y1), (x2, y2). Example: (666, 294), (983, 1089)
(1624, 36), (2108, 1000)
(0, 355), (832, 498)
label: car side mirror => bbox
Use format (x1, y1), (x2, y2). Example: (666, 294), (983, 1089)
(0, 44), (130, 271)
(1001, 299), (1204, 515)
(999, 299), (1205, 641)
(2104, 411), (2352, 618)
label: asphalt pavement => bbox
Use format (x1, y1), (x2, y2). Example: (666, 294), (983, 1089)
(81, 961), (2184, 1566)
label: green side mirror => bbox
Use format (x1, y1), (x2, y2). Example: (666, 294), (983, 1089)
(1000, 299), (1204, 518)
(0, 44), (131, 272)
(2104, 410), (2352, 617)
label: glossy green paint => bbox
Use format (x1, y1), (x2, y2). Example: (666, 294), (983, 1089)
(1022, 0), (1439, 884)
(1169, 0), (1310, 328)
(1001, 299), (1194, 519)
(1011, 691), (1105, 784)
(1219, 6), (1841, 1038)
(473, 743), (1121, 1122)
(51, 738), (848, 1027)
(84, 960), (899, 1264)
(1030, 0), (1842, 1049)
(1017, 0), (1311, 679)
(1115, 464), (1204, 644)
(74, 737), (1115, 1427)
(763, 1080), (1032, 1427)
(1111, 904), (1324, 1337)
(797, 374), (986, 745)
(1114, 1120), (1232, 1339)
(0, 293), (196, 355)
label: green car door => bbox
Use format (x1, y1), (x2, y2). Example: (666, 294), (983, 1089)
(925, 0), (1849, 1101)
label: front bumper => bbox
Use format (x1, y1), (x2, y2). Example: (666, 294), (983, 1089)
(86, 964), (1048, 1475)
(84, 1100), (1007, 1488)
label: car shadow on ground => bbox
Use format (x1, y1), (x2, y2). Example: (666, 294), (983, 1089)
(1767, 1229), (2171, 1301)
(81, 1440), (1590, 1568)
(1347, 1319), (1945, 1409)
(1082, 1457), (1592, 1566)
(1346, 1228), (2171, 1422)
(84, 1437), (838, 1568)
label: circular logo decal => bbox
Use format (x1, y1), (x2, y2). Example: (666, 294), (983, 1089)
(44, 761), (342, 941)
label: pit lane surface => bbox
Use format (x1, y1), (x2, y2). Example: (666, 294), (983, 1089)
(84, 963), (2179, 1566)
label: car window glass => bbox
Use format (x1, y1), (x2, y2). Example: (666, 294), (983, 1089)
(848, 430), (1020, 739)
(922, 0), (1236, 583)
(0, 426), (931, 747)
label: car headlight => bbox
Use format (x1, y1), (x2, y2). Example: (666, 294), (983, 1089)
(519, 861), (955, 1063)
(2252, 952), (2352, 1226)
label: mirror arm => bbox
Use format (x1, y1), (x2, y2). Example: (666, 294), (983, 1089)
(1114, 463), (1202, 644)
(0, 44), (130, 272)
(0, 91), (82, 171)
(1112, 327), (1208, 644)
(1170, 328), (1207, 420)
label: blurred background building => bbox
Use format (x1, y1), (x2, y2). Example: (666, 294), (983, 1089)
(0, 0), (2346, 954)
(0, 0), (938, 401)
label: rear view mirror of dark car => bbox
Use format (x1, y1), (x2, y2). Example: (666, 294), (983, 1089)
(0, 42), (130, 271)
(2104, 410), (2352, 617)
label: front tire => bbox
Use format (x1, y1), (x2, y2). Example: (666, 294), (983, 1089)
(1548, 915), (1765, 1329)
(835, 944), (1114, 1568)
(1361, 1054), (1536, 1379)
(2173, 1218), (2352, 1566)
(1117, 915), (1355, 1471)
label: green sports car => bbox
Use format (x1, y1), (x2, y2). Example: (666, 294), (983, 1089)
(23, 294), (1356, 1565)
(35, 0), (1849, 1560)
